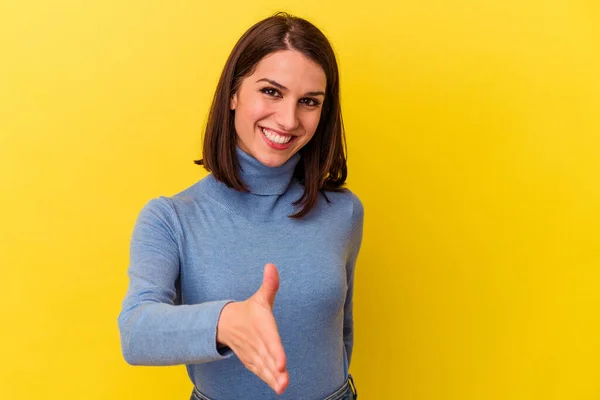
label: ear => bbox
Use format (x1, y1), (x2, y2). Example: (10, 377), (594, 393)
(230, 92), (238, 110)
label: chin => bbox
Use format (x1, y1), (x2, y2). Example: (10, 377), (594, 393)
(257, 153), (289, 168)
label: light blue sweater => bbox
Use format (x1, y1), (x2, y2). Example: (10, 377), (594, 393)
(117, 146), (364, 399)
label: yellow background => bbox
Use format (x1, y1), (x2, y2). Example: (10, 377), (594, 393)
(1, 0), (599, 399)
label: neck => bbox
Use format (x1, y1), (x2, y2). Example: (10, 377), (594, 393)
(236, 146), (301, 195)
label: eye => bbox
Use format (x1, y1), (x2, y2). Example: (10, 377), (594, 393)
(299, 98), (321, 107)
(259, 87), (282, 98)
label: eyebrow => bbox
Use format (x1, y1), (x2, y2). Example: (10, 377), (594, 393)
(255, 78), (325, 97)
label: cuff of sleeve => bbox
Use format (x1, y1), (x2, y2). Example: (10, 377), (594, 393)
(202, 299), (236, 361)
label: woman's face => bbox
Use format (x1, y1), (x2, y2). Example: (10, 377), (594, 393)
(230, 50), (327, 168)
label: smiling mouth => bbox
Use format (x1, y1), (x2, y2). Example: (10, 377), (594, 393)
(260, 127), (296, 145)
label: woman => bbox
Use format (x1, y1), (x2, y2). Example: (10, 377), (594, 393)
(118, 12), (363, 400)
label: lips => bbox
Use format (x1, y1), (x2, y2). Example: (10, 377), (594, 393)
(259, 126), (298, 149)
(259, 126), (294, 137)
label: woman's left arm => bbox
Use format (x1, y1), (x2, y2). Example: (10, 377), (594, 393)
(343, 193), (365, 368)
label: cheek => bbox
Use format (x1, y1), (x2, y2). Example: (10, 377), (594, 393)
(302, 112), (322, 134)
(238, 98), (271, 126)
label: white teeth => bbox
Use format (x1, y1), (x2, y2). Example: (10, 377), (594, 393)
(262, 128), (292, 144)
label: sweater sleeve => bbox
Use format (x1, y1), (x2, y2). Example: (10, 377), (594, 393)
(117, 197), (235, 366)
(343, 193), (364, 368)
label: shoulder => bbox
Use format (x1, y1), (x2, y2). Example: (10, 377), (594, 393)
(143, 176), (213, 216)
(137, 196), (174, 222)
(345, 190), (364, 235)
(316, 188), (364, 244)
(171, 177), (209, 206)
(134, 196), (179, 238)
(321, 188), (364, 258)
(135, 177), (211, 231)
(323, 188), (364, 222)
(347, 190), (364, 221)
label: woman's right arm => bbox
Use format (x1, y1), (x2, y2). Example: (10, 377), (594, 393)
(117, 197), (234, 366)
(117, 197), (289, 394)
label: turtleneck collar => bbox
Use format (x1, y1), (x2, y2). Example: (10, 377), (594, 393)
(236, 146), (302, 195)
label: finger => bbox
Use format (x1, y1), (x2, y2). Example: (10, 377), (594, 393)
(256, 263), (279, 309)
(258, 340), (280, 384)
(246, 353), (282, 395)
(260, 361), (283, 394)
(233, 323), (284, 391)
(268, 339), (287, 373)
(256, 343), (284, 394)
(261, 319), (287, 372)
(277, 370), (290, 394)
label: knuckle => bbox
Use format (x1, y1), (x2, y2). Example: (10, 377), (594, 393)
(247, 356), (265, 375)
(244, 359), (258, 374)
(257, 343), (269, 360)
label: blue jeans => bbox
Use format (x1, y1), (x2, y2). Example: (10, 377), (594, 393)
(190, 374), (358, 400)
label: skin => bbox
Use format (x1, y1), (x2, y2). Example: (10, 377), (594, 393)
(217, 50), (328, 395)
(217, 264), (289, 394)
(230, 49), (327, 168)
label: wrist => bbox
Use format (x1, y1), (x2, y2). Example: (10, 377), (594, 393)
(216, 301), (236, 347)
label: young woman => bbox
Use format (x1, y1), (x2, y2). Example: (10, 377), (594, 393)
(118, 12), (364, 400)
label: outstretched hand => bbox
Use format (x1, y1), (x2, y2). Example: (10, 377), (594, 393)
(216, 263), (289, 394)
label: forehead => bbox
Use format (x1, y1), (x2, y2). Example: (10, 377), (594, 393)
(250, 50), (326, 91)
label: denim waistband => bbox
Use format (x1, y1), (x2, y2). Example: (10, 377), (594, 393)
(191, 374), (357, 400)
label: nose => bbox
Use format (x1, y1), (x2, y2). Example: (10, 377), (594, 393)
(274, 100), (299, 132)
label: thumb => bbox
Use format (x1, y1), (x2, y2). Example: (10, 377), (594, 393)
(254, 263), (280, 309)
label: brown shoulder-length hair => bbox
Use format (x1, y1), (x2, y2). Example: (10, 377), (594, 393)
(194, 12), (349, 219)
